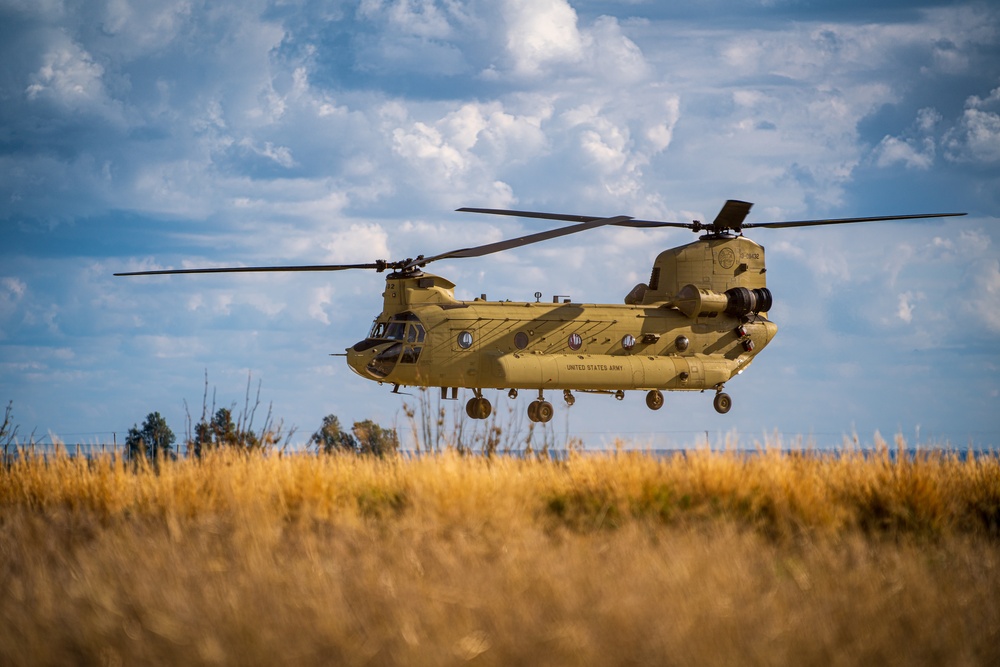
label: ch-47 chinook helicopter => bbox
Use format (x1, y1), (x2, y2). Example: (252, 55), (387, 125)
(116, 201), (965, 423)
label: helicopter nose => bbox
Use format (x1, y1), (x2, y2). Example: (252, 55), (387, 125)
(345, 342), (377, 379)
(346, 340), (402, 380)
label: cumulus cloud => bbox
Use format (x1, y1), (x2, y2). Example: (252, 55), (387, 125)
(359, 0), (455, 40)
(870, 107), (942, 171)
(944, 88), (1000, 163)
(320, 223), (392, 264)
(0, 278), (28, 327)
(896, 291), (920, 323)
(25, 38), (108, 109)
(308, 285), (335, 325)
(502, 0), (584, 76)
(873, 135), (935, 170)
(873, 88), (1000, 170)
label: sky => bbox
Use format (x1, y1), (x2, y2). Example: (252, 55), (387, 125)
(2, 0), (999, 450)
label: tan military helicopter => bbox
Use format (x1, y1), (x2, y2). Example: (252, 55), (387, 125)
(116, 201), (964, 423)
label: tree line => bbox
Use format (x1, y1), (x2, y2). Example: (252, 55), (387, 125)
(124, 409), (399, 462)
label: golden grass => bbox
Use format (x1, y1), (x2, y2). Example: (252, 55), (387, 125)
(1, 440), (998, 665)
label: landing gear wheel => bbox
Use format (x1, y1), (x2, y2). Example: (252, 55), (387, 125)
(713, 392), (732, 414)
(645, 390), (664, 411)
(536, 401), (554, 423)
(527, 400), (540, 422)
(466, 396), (492, 419)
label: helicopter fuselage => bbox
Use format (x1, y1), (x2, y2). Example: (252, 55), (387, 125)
(347, 232), (779, 420)
(346, 286), (778, 393)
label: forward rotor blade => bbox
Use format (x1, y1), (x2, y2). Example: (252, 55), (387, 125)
(115, 262), (384, 277)
(744, 212), (967, 229)
(416, 213), (634, 268)
(457, 207), (691, 229)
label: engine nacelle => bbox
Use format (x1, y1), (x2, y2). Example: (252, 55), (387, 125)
(672, 284), (772, 318)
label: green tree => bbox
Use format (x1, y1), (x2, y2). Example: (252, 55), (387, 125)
(310, 414), (357, 454)
(352, 419), (399, 457)
(126, 412), (176, 463)
(191, 407), (263, 456)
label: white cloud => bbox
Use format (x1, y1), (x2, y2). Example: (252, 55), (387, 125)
(896, 291), (918, 323)
(0, 277), (28, 326)
(320, 224), (392, 264)
(501, 0), (584, 77)
(582, 15), (650, 83)
(1, 277), (27, 300)
(645, 96), (680, 152)
(387, 100), (557, 206)
(309, 285), (334, 325)
(873, 135), (935, 170)
(24, 35), (121, 121)
(916, 107), (942, 132)
(98, 0), (195, 56)
(236, 138), (297, 169)
(359, 0), (454, 40)
(944, 90), (1000, 163)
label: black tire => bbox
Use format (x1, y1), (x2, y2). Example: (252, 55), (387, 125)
(537, 401), (554, 423)
(713, 392), (732, 414)
(646, 390), (664, 411)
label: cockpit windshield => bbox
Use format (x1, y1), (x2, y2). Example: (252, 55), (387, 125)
(369, 312), (424, 342)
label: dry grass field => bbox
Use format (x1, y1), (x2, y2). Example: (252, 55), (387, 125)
(1, 439), (998, 666)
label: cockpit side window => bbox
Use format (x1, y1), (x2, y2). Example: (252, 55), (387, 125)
(406, 324), (427, 343)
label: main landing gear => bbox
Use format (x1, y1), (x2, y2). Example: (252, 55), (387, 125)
(646, 389), (664, 411)
(464, 386), (733, 420)
(467, 389), (558, 423)
(642, 386), (733, 414)
(713, 387), (732, 414)
(465, 389), (492, 420)
(527, 390), (554, 423)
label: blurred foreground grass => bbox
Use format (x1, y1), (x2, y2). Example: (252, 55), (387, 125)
(1, 439), (998, 666)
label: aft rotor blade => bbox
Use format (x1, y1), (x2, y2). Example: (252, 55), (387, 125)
(457, 207), (691, 229)
(744, 212), (967, 229)
(711, 199), (754, 233)
(415, 213), (634, 268)
(115, 262), (384, 277)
